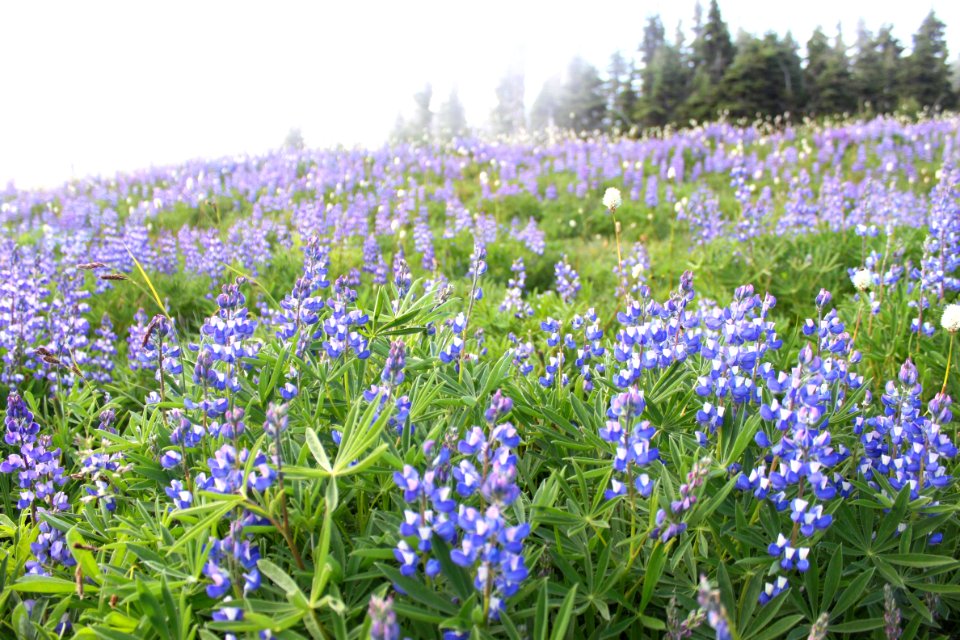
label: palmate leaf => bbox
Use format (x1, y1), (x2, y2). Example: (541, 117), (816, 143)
(167, 497), (243, 554)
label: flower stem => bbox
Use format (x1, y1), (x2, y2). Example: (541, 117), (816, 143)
(942, 332), (954, 396)
(613, 214), (623, 275)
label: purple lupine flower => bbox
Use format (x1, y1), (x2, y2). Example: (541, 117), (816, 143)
(697, 576), (732, 640)
(368, 595), (401, 640)
(553, 255), (580, 303)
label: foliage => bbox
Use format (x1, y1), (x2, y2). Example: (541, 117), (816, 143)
(0, 113), (959, 640)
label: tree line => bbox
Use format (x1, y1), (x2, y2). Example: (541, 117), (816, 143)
(393, 2), (959, 140)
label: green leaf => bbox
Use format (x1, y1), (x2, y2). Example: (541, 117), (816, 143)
(829, 618), (885, 633)
(750, 614), (804, 640)
(821, 544), (842, 607)
(168, 498), (240, 554)
(549, 584), (579, 640)
(431, 537), (474, 602)
(885, 553), (960, 569)
(304, 428), (333, 473)
(640, 543), (665, 614)
(376, 564), (458, 615)
(832, 567), (874, 618)
(726, 414), (761, 466)
(11, 575), (84, 594)
(534, 581), (549, 640)
(67, 526), (103, 585)
(259, 558), (310, 611)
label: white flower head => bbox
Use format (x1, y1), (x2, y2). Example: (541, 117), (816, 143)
(851, 269), (872, 292)
(602, 187), (622, 212)
(942, 304), (960, 332)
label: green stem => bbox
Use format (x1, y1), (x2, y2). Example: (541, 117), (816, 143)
(942, 332), (955, 396)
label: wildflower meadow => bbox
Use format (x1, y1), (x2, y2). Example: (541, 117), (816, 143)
(2, 114), (960, 640)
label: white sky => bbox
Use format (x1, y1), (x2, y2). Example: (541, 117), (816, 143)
(1, 0), (957, 188)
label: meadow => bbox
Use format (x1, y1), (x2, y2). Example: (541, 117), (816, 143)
(1, 114), (959, 639)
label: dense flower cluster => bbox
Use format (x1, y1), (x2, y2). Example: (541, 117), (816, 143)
(393, 391), (529, 622)
(1, 393), (67, 513)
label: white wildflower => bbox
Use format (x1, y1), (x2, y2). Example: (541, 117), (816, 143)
(851, 269), (872, 292)
(602, 187), (622, 212)
(941, 304), (960, 332)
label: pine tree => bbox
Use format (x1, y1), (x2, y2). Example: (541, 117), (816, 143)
(530, 75), (562, 131)
(904, 11), (956, 110)
(638, 15), (666, 112)
(874, 26), (905, 112)
(283, 127), (304, 151)
(804, 26), (855, 116)
(557, 57), (607, 133)
(410, 84), (433, 139)
(686, 0), (734, 122)
(852, 22), (883, 112)
(695, 0), (735, 85)
(437, 87), (467, 139)
(605, 51), (637, 131)
(390, 114), (409, 142)
(720, 32), (804, 119)
(491, 70), (526, 135)
(851, 25), (905, 113)
(642, 27), (693, 128)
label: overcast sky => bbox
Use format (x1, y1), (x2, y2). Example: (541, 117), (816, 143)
(1, 0), (958, 188)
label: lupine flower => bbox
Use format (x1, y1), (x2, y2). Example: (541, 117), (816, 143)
(665, 597), (705, 640)
(203, 517), (264, 599)
(856, 359), (956, 539)
(884, 584), (901, 640)
(1, 393), (68, 513)
(697, 576), (732, 640)
(394, 392), (528, 621)
(807, 612), (829, 640)
(652, 457), (710, 543)
(368, 595), (401, 640)
(554, 255), (580, 303)
(499, 258), (533, 318)
(599, 388), (659, 501)
(26, 520), (77, 576)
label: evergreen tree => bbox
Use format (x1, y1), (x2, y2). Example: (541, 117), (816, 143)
(557, 57), (607, 133)
(852, 22), (883, 112)
(638, 16), (666, 105)
(851, 25), (904, 113)
(686, 0), (734, 121)
(720, 32), (804, 119)
(491, 70), (526, 135)
(283, 127), (304, 151)
(874, 26), (905, 113)
(410, 84), (433, 139)
(605, 51), (637, 131)
(904, 11), (956, 110)
(641, 27), (693, 128)
(695, 0), (735, 85)
(437, 87), (467, 139)
(530, 75), (562, 131)
(804, 26), (855, 115)
(952, 55), (960, 94)
(390, 114), (409, 142)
